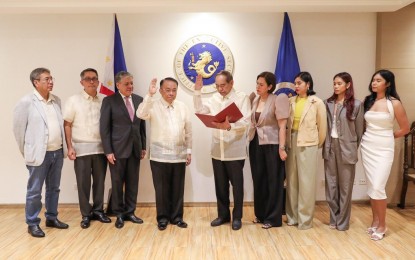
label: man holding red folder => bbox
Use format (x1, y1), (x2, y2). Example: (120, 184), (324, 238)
(193, 71), (251, 230)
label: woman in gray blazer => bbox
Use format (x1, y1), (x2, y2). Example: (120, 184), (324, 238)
(248, 72), (289, 229)
(323, 72), (364, 231)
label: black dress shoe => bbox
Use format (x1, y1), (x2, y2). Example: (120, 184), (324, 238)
(115, 217), (124, 229)
(232, 219), (242, 230)
(80, 216), (91, 229)
(157, 222), (168, 231)
(125, 214), (143, 224)
(28, 225), (45, 238)
(45, 219), (69, 229)
(93, 213), (111, 223)
(211, 217), (230, 227)
(173, 220), (188, 228)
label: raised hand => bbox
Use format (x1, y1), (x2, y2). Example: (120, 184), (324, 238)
(194, 74), (203, 91)
(148, 78), (158, 96)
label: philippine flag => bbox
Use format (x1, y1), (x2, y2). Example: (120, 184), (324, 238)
(274, 12), (300, 97)
(99, 14), (128, 96)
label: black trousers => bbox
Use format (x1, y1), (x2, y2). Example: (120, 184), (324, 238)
(249, 133), (284, 227)
(212, 158), (245, 220)
(74, 154), (108, 217)
(150, 161), (185, 223)
(108, 153), (140, 217)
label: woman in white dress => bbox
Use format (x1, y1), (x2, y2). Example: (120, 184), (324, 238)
(361, 69), (409, 241)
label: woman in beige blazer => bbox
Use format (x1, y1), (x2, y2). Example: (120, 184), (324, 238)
(286, 71), (327, 230)
(323, 72), (364, 231)
(248, 72), (289, 229)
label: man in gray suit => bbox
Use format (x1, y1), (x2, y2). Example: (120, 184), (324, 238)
(100, 71), (146, 229)
(13, 67), (69, 238)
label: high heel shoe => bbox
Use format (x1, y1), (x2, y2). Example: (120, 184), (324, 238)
(370, 228), (387, 241)
(366, 226), (377, 235)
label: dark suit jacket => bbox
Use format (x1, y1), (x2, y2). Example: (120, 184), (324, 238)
(100, 92), (146, 159)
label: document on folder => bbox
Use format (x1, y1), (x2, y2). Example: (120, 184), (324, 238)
(195, 102), (243, 128)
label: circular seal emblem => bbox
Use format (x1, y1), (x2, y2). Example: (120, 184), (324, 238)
(174, 35), (234, 93)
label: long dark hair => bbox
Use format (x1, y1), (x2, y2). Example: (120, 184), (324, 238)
(327, 72), (355, 121)
(363, 69), (400, 112)
(294, 71), (316, 96)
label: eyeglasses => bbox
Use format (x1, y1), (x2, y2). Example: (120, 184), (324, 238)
(216, 85), (227, 90)
(82, 77), (99, 82)
(36, 77), (55, 83)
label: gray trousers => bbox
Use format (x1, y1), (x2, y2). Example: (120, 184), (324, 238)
(74, 154), (107, 217)
(324, 138), (355, 231)
(286, 132), (318, 230)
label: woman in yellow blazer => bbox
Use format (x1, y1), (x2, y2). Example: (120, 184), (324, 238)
(286, 71), (327, 230)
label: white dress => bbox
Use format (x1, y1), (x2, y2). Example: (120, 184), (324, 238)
(361, 99), (394, 199)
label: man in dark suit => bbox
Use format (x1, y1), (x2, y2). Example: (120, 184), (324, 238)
(100, 71), (146, 229)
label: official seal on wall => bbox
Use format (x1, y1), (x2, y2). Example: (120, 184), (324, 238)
(174, 35), (234, 93)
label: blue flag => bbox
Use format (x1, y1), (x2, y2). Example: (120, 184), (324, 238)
(100, 14), (128, 96)
(114, 15), (127, 81)
(275, 12), (300, 97)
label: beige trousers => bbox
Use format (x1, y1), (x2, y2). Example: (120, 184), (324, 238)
(286, 132), (318, 230)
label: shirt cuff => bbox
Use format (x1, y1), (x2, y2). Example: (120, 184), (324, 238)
(144, 94), (155, 101)
(187, 149), (192, 154)
(194, 90), (201, 95)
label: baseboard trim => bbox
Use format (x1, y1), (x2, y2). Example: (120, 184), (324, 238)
(2, 200), (402, 208)
(2, 200), (414, 209)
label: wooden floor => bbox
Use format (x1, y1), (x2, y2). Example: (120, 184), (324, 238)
(0, 204), (414, 259)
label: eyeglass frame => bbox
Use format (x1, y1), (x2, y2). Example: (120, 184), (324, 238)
(82, 77), (99, 83)
(35, 77), (55, 83)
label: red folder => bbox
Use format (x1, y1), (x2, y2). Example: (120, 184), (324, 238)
(195, 102), (243, 128)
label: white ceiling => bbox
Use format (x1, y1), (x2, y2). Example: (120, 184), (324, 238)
(0, 0), (413, 13)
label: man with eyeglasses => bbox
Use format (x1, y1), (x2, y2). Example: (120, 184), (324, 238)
(63, 68), (111, 229)
(13, 67), (69, 237)
(137, 77), (192, 231)
(193, 70), (251, 231)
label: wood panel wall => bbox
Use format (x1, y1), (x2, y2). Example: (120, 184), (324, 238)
(377, 3), (415, 204)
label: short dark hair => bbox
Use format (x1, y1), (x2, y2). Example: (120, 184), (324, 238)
(30, 67), (50, 88)
(257, 71), (276, 93)
(215, 70), (233, 83)
(160, 77), (178, 88)
(80, 68), (98, 78)
(115, 71), (133, 84)
(294, 71), (316, 96)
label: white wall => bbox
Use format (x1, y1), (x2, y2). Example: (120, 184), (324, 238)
(0, 12), (376, 204)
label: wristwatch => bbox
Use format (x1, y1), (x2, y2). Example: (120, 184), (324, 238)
(279, 146), (286, 151)
(226, 125), (231, 131)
